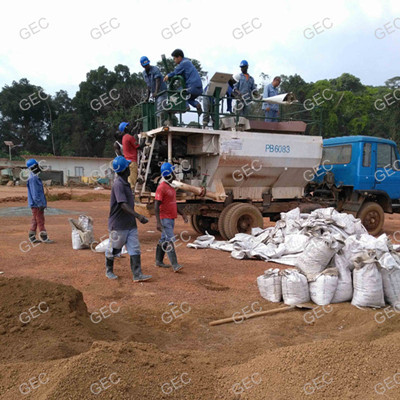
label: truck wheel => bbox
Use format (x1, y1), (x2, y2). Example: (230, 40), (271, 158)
(190, 215), (202, 234)
(218, 203), (239, 240)
(357, 202), (384, 236)
(193, 215), (219, 236)
(223, 203), (264, 239)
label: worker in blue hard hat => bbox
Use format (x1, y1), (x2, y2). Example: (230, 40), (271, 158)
(233, 60), (257, 117)
(118, 121), (144, 193)
(163, 49), (203, 116)
(105, 155), (152, 282)
(26, 159), (54, 244)
(154, 162), (188, 272)
(140, 56), (168, 124)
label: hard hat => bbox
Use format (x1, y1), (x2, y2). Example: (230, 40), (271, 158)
(26, 159), (38, 169)
(118, 122), (129, 132)
(240, 60), (249, 67)
(232, 74), (241, 82)
(160, 162), (175, 177)
(112, 156), (131, 173)
(140, 56), (150, 67)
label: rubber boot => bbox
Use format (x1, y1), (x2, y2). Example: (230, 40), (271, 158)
(105, 257), (118, 279)
(165, 242), (183, 272)
(39, 231), (54, 243)
(28, 230), (40, 244)
(155, 243), (171, 268)
(130, 255), (152, 282)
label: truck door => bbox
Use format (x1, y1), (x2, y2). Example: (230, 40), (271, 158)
(358, 142), (375, 189)
(374, 143), (400, 199)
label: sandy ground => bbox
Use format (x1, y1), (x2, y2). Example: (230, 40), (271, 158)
(1, 186), (400, 399)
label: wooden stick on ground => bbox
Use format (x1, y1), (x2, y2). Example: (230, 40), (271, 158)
(209, 303), (314, 326)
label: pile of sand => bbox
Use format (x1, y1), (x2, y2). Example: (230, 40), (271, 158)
(1, 276), (400, 399)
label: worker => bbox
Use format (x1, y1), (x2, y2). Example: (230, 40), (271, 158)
(263, 76), (281, 122)
(202, 84), (216, 128)
(140, 56), (168, 123)
(233, 60), (256, 117)
(119, 121), (143, 193)
(105, 156), (152, 282)
(155, 162), (188, 272)
(26, 159), (54, 244)
(226, 79), (235, 113)
(113, 132), (123, 156)
(163, 49), (203, 115)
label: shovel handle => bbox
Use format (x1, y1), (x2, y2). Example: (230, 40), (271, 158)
(209, 305), (295, 326)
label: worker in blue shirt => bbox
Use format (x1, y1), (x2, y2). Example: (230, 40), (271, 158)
(233, 60), (257, 117)
(140, 56), (168, 123)
(263, 76), (281, 121)
(163, 49), (203, 115)
(26, 159), (53, 243)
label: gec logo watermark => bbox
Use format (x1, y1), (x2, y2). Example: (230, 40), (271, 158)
(161, 18), (191, 39)
(233, 18), (262, 40)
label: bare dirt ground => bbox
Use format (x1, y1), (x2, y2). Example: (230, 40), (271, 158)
(1, 186), (400, 399)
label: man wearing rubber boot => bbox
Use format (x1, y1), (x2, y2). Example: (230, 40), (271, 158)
(26, 159), (54, 244)
(155, 162), (188, 272)
(105, 156), (152, 282)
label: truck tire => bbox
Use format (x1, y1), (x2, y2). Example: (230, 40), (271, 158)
(192, 215), (219, 236)
(223, 203), (264, 239)
(357, 202), (384, 236)
(218, 203), (239, 240)
(190, 215), (202, 234)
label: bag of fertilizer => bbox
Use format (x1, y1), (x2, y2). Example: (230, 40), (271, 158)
(351, 253), (385, 308)
(331, 251), (353, 303)
(309, 268), (339, 305)
(78, 214), (94, 244)
(71, 229), (83, 250)
(281, 269), (310, 305)
(295, 237), (336, 281)
(379, 252), (400, 306)
(257, 268), (282, 302)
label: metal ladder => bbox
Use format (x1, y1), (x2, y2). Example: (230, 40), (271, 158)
(136, 136), (156, 195)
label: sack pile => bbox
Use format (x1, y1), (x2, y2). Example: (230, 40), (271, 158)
(187, 207), (400, 308)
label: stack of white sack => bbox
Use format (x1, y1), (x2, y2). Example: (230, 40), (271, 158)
(187, 207), (400, 308)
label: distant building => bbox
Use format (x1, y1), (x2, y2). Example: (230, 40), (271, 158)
(20, 155), (114, 185)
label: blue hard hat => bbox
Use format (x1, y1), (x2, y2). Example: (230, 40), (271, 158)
(140, 56), (150, 67)
(26, 158), (38, 169)
(240, 60), (249, 67)
(118, 122), (129, 132)
(112, 156), (131, 173)
(160, 162), (175, 177)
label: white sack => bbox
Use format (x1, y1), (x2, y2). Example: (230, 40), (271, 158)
(281, 269), (310, 305)
(309, 268), (339, 305)
(351, 254), (385, 308)
(257, 268), (282, 302)
(331, 252), (353, 303)
(94, 238), (127, 255)
(379, 252), (400, 306)
(295, 237), (336, 281)
(72, 230), (83, 250)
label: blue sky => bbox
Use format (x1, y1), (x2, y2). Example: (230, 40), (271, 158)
(1, 0), (399, 97)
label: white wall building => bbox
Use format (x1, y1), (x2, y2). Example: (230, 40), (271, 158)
(22, 155), (114, 185)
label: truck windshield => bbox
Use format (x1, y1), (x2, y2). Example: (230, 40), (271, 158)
(322, 145), (352, 164)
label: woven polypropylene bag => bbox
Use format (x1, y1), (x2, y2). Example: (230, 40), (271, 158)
(331, 252), (353, 303)
(257, 268), (282, 302)
(309, 268), (339, 305)
(281, 269), (310, 305)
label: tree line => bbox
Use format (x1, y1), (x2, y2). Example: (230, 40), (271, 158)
(0, 58), (399, 158)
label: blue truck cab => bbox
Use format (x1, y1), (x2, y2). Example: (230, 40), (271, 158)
(311, 136), (400, 235)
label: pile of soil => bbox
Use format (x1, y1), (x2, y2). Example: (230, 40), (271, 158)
(0, 277), (112, 363)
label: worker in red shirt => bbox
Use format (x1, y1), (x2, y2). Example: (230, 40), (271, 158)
(119, 121), (142, 193)
(155, 162), (188, 272)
